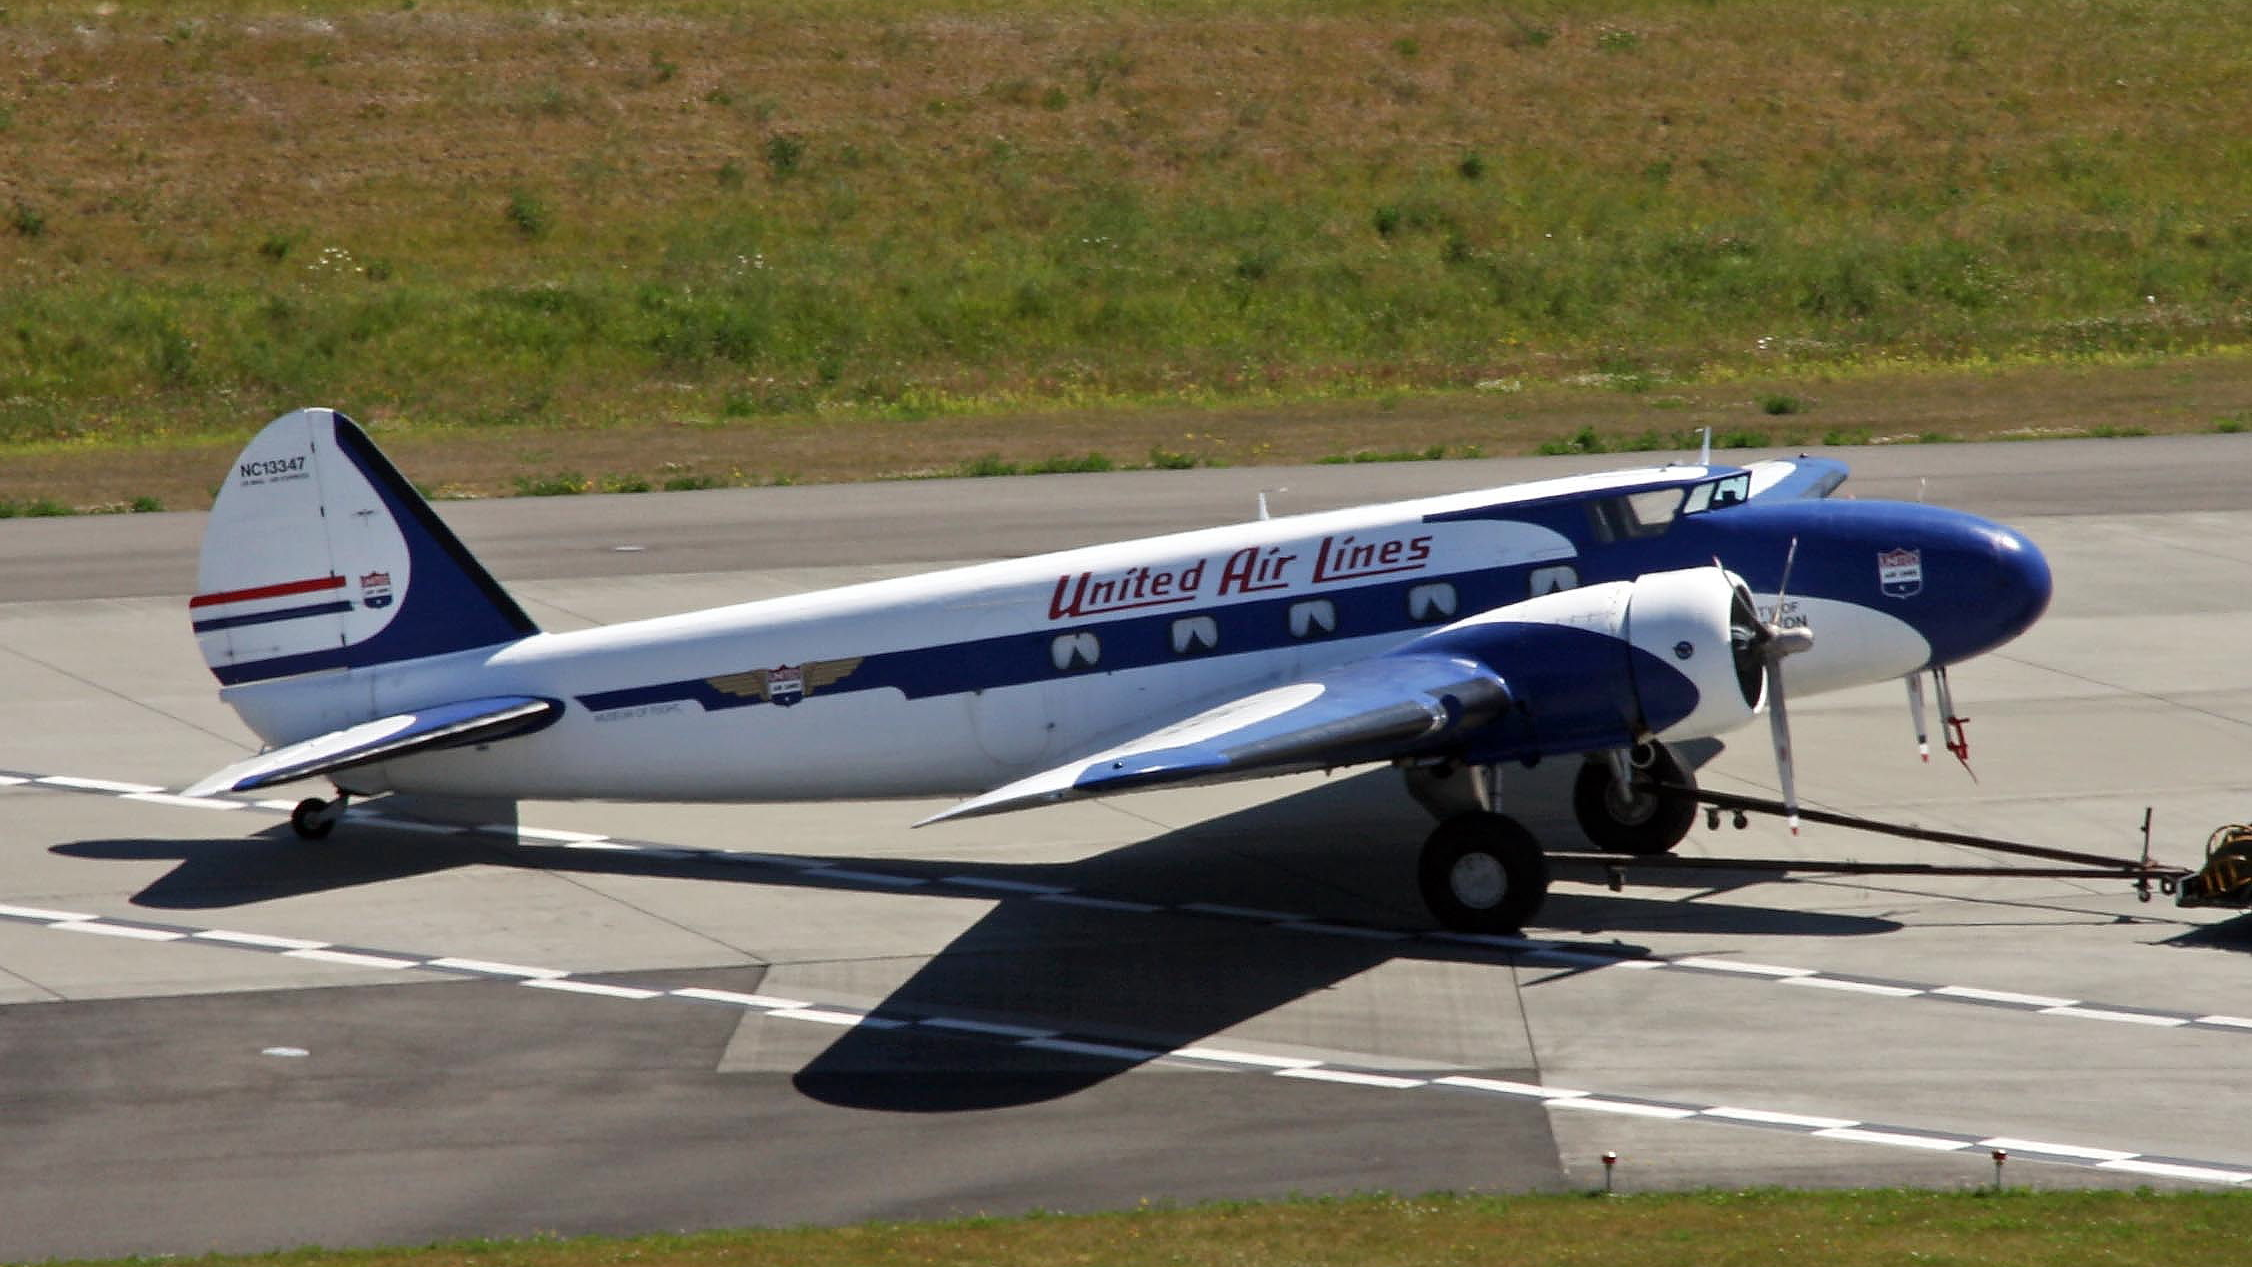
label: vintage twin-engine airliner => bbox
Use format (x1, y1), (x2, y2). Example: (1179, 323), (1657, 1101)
(186, 409), (2052, 929)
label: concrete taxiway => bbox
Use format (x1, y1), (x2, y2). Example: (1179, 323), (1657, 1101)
(5, 436), (2252, 1260)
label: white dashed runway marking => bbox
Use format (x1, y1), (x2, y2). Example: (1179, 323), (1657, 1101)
(8, 765), (2252, 1186)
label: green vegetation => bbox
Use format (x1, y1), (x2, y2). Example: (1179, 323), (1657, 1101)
(34, 1190), (2252, 1267)
(0, 0), (2244, 466)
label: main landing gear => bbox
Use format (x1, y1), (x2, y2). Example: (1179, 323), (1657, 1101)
(1572, 741), (1697, 856)
(1417, 812), (1548, 933)
(289, 793), (349, 841)
(1407, 740), (1698, 932)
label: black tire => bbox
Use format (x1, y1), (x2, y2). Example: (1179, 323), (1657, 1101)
(290, 797), (337, 841)
(1417, 812), (1549, 933)
(1573, 743), (1697, 856)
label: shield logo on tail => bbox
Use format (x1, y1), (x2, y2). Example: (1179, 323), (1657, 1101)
(359, 571), (395, 609)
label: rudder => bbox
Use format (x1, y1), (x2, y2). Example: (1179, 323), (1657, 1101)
(192, 408), (537, 685)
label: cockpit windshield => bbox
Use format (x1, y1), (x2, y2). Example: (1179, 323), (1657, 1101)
(1587, 472), (1750, 543)
(1682, 472), (1751, 515)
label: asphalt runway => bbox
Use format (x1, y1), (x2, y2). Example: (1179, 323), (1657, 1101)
(6, 435), (2252, 1260)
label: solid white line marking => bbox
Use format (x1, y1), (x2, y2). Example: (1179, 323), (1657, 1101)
(0, 775), (30, 786)
(1427, 931), (1541, 951)
(1703, 1106), (1861, 1130)
(562, 840), (642, 852)
(1933, 985), (2077, 1008)
(768, 1006), (901, 1028)
(285, 948), (420, 970)
(426, 957), (566, 979)
(1022, 1037), (1162, 1061)
(38, 775), (164, 793)
(1530, 949), (1633, 968)
(506, 826), (611, 844)
(1036, 893), (1164, 913)
(921, 1017), (1060, 1040)
(361, 818), (465, 836)
(0, 903), (99, 922)
(941, 876), (1068, 895)
(2195, 1015), (2252, 1029)
(1278, 921), (1413, 941)
(122, 792), (244, 811)
(1672, 956), (1817, 978)
(1978, 1136), (2138, 1163)
(253, 800), (301, 812)
(670, 988), (812, 1010)
(801, 867), (925, 888)
(1169, 1045), (1322, 1070)
(2040, 1005), (2190, 1027)
(1276, 1067), (1428, 1089)
(50, 921), (186, 942)
(1549, 1098), (1699, 1120)
(1182, 902), (1309, 922)
(1609, 958), (1669, 970)
(1780, 976), (1924, 998)
(2098, 1158), (2252, 1184)
(1812, 1127), (1972, 1152)
(192, 930), (328, 950)
(523, 978), (662, 1000)
(1434, 1076), (1588, 1100)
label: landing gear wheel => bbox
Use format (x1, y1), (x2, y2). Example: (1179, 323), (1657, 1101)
(289, 796), (340, 842)
(1574, 742), (1697, 856)
(1418, 812), (1549, 933)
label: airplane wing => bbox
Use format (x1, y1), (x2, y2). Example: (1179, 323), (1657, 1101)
(182, 696), (560, 798)
(918, 653), (1509, 825)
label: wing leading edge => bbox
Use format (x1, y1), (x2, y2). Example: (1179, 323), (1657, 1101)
(919, 653), (1509, 825)
(183, 696), (560, 798)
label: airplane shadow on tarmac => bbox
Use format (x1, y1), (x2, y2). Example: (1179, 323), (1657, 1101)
(55, 741), (1899, 1113)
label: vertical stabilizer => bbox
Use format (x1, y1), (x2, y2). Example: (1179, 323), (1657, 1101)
(192, 408), (537, 685)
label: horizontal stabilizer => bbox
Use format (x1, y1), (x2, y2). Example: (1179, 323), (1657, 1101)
(920, 653), (1507, 825)
(183, 696), (560, 798)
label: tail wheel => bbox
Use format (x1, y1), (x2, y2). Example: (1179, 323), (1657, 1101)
(1418, 812), (1549, 933)
(1574, 742), (1697, 856)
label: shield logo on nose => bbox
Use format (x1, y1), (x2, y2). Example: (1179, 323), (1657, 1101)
(1877, 548), (1923, 599)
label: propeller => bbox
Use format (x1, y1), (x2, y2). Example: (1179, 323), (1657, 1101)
(1723, 541), (1815, 833)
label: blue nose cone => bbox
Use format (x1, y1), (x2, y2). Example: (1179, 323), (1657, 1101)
(1924, 514), (2052, 666)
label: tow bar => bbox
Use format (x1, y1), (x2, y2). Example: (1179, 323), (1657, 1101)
(1554, 787), (2195, 903)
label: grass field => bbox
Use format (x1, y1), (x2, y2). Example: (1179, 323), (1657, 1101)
(35, 1190), (2252, 1267)
(2, 0), (2248, 508)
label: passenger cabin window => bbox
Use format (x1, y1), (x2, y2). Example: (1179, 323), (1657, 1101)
(1529, 565), (1578, 597)
(1051, 631), (1101, 672)
(1289, 599), (1337, 639)
(1407, 582), (1457, 623)
(1170, 615), (1219, 655)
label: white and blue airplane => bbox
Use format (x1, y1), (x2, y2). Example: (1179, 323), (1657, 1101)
(184, 408), (2052, 930)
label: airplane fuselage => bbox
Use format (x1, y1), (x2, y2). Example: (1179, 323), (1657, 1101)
(217, 462), (2049, 805)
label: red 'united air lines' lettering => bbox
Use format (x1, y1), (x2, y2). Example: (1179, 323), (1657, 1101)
(1313, 533), (1433, 583)
(1049, 560), (1209, 619)
(1048, 532), (1435, 620)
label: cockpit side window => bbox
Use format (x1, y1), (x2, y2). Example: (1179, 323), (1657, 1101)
(1588, 486), (1686, 542)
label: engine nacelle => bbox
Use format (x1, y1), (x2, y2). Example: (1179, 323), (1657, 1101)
(1416, 566), (1765, 762)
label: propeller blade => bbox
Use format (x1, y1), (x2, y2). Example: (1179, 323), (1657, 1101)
(1774, 536), (1801, 610)
(1906, 672), (1930, 762)
(1766, 659), (1799, 835)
